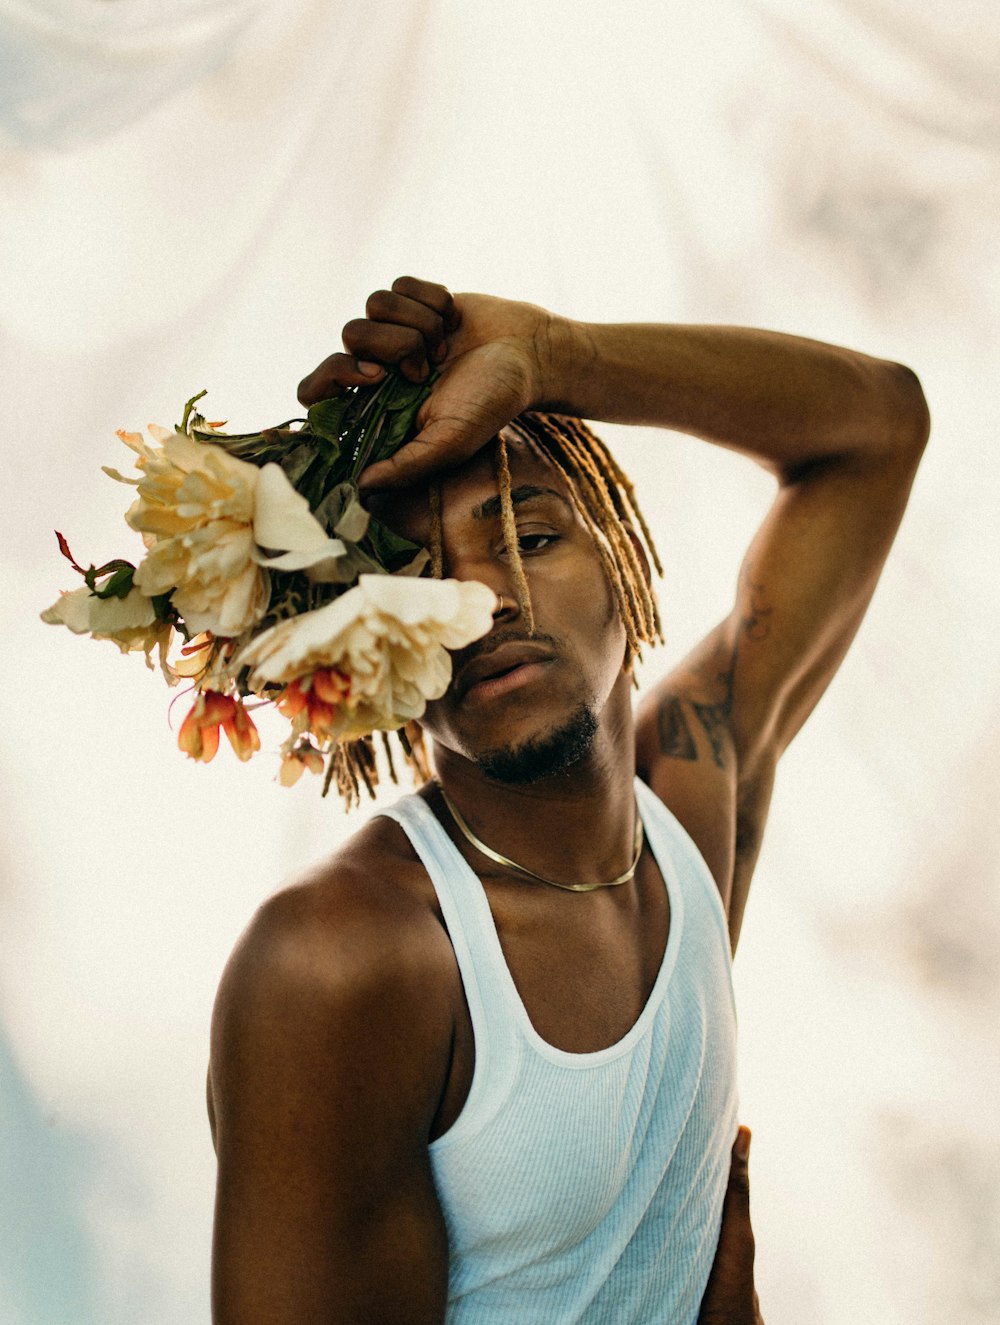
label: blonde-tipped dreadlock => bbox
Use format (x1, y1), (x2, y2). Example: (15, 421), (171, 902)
(496, 432), (535, 634)
(508, 413), (663, 655)
(327, 412), (662, 810)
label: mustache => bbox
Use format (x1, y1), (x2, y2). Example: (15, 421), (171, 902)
(449, 628), (558, 674)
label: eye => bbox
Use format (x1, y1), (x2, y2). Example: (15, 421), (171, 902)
(515, 532), (558, 554)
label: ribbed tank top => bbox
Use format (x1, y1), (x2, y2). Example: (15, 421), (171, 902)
(380, 777), (738, 1324)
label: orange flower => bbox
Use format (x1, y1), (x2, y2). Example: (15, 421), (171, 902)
(277, 668), (351, 740)
(278, 742), (326, 787)
(178, 691), (261, 763)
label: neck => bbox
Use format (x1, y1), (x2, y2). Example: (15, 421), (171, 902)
(430, 678), (638, 889)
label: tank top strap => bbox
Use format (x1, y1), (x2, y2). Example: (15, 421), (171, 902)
(633, 776), (733, 970)
(378, 792), (516, 1044)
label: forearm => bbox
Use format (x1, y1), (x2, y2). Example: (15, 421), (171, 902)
(543, 318), (929, 479)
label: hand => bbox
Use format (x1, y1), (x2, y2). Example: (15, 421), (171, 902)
(297, 276), (562, 491)
(697, 1127), (764, 1325)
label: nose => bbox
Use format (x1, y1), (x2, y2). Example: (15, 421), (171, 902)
(446, 553), (520, 624)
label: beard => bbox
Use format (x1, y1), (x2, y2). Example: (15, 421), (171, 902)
(474, 703), (599, 785)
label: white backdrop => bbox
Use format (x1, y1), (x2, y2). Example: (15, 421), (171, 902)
(2, 2), (999, 1322)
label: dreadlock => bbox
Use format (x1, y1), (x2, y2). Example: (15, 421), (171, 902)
(326, 412), (662, 810)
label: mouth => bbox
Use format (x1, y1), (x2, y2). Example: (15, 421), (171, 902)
(456, 639), (556, 701)
(463, 659), (552, 703)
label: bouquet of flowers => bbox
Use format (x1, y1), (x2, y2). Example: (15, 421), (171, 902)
(42, 374), (496, 798)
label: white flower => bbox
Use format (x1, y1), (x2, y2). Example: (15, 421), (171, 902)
(41, 585), (173, 673)
(235, 574), (497, 737)
(115, 426), (341, 637)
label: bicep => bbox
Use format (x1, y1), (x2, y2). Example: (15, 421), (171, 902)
(637, 445), (923, 945)
(724, 447), (923, 769)
(209, 897), (452, 1325)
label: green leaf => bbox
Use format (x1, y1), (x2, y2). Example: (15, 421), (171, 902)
(307, 397), (351, 445)
(277, 441), (320, 487)
(151, 592), (177, 623)
(366, 516), (422, 572)
(85, 561), (136, 599)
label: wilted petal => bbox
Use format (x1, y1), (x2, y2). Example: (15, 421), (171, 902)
(41, 585), (157, 635)
(253, 463), (330, 552)
(255, 539), (347, 572)
(221, 703), (261, 761)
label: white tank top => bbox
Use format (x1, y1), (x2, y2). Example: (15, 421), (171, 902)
(380, 777), (738, 1324)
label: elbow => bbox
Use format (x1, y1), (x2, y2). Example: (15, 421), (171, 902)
(885, 360), (931, 460)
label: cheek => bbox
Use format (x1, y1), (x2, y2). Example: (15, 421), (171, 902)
(539, 552), (627, 678)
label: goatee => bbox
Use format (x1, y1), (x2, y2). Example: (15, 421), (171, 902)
(476, 704), (599, 785)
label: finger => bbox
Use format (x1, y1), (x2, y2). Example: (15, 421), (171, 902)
(358, 423), (479, 493)
(366, 289), (451, 363)
(341, 319), (432, 382)
(297, 352), (384, 407)
(390, 275), (460, 333)
(727, 1126), (751, 1203)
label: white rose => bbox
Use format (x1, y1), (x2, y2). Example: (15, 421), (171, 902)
(235, 574), (497, 737)
(116, 426), (343, 637)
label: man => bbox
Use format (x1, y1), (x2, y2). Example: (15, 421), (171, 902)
(207, 278), (929, 1323)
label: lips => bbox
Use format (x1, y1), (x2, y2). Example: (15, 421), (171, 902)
(455, 639), (555, 699)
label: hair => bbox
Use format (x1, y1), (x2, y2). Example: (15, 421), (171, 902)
(327, 412), (662, 809)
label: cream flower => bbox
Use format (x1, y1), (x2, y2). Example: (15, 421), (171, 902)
(116, 426), (341, 637)
(235, 574), (497, 737)
(41, 584), (174, 673)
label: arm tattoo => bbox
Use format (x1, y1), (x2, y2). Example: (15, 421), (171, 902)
(655, 566), (772, 772)
(692, 653), (736, 771)
(656, 696), (698, 761)
(743, 568), (773, 642)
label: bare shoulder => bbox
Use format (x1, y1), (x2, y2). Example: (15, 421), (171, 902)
(209, 808), (459, 1152)
(208, 810), (456, 1321)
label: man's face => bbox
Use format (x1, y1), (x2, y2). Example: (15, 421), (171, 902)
(372, 439), (629, 781)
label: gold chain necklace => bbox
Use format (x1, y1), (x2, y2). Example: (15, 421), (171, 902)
(436, 783), (644, 893)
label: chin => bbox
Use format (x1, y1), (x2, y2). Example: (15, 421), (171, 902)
(474, 704), (599, 785)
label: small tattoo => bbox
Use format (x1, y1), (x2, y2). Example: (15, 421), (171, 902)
(657, 696), (698, 760)
(741, 565), (773, 642)
(691, 651), (736, 771)
(692, 698), (730, 769)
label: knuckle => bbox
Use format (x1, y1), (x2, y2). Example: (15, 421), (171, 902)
(392, 273), (451, 311)
(341, 318), (369, 347)
(366, 289), (396, 318)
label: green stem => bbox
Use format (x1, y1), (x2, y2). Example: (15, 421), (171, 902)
(180, 389), (208, 432)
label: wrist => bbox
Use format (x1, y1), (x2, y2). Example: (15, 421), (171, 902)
(532, 313), (594, 416)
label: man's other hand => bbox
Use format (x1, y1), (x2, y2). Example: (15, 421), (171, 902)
(697, 1127), (764, 1325)
(297, 276), (560, 492)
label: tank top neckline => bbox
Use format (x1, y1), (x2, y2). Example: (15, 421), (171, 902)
(402, 777), (685, 1069)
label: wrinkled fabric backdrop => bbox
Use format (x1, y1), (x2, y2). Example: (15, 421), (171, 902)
(1, 2), (998, 1322)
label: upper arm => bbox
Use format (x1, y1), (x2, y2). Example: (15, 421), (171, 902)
(208, 880), (455, 1325)
(637, 372), (928, 941)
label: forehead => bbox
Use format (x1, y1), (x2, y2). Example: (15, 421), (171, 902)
(369, 436), (575, 543)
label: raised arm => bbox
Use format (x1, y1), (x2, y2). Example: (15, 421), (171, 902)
(556, 319), (929, 942)
(300, 278), (929, 946)
(208, 862), (456, 1324)
(563, 320), (927, 936)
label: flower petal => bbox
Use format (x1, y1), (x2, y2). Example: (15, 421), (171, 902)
(253, 463), (330, 552)
(41, 585), (157, 635)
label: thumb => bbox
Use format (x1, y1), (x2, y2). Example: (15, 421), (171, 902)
(727, 1125), (752, 1201)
